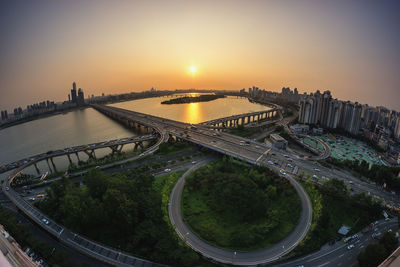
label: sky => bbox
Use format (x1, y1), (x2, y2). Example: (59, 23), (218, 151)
(0, 0), (399, 111)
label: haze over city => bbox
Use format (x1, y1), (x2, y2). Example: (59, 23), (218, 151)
(1, 0), (400, 111)
(2, 1), (400, 267)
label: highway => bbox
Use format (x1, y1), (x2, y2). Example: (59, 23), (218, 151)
(0, 134), (158, 175)
(2, 104), (398, 266)
(169, 159), (312, 266)
(276, 218), (398, 267)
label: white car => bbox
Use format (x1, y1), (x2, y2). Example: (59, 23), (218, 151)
(347, 244), (355, 250)
(164, 168), (171, 173)
(42, 218), (49, 225)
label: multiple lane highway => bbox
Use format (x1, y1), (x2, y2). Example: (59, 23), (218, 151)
(2, 104), (398, 266)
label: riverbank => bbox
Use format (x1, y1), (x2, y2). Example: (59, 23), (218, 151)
(0, 106), (89, 130)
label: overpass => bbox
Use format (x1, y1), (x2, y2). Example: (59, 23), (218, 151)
(200, 108), (281, 129)
(0, 135), (158, 175)
(2, 104), (312, 266)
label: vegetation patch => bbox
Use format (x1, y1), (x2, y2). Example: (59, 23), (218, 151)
(182, 158), (301, 250)
(36, 168), (199, 266)
(225, 125), (262, 137)
(290, 178), (382, 257)
(161, 94), (225, 104)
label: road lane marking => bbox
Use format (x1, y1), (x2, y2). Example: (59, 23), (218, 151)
(318, 261), (330, 267)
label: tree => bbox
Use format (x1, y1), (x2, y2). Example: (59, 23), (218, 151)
(358, 243), (387, 267)
(380, 232), (398, 256)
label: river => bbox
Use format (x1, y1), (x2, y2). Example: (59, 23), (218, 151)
(0, 95), (268, 179)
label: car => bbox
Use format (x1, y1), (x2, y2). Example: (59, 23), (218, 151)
(349, 181), (354, 185)
(191, 161), (197, 164)
(287, 163), (293, 168)
(352, 234), (359, 239)
(5, 187), (9, 191)
(95, 166), (100, 169)
(347, 244), (355, 250)
(255, 145), (260, 149)
(372, 232), (382, 238)
(314, 168), (320, 172)
(268, 161), (274, 165)
(388, 229), (392, 232)
(164, 168), (171, 172)
(42, 218), (49, 225)
(312, 174), (318, 179)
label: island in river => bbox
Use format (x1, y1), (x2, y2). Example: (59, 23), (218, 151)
(161, 94), (225, 104)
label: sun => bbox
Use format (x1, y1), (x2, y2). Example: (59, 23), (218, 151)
(190, 66), (197, 73)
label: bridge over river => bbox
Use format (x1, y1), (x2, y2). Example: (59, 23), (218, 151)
(2, 104), (313, 266)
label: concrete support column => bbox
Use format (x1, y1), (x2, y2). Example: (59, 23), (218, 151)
(75, 152), (80, 162)
(50, 157), (57, 173)
(34, 163), (41, 175)
(46, 159), (53, 173)
(67, 154), (73, 165)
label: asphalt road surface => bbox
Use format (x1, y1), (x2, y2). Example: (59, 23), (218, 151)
(276, 218), (398, 267)
(169, 159), (312, 266)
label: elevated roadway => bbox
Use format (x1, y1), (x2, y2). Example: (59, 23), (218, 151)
(0, 134), (158, 175)
(91, 105), (313, 265)
(3, 104), (394, 266)
(169, 159), (312, 266)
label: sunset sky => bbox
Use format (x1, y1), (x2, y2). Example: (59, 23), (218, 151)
(1, 0), (399, 111)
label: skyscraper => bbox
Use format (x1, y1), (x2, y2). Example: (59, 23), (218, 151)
(77, 88), (85, 106)
(71, 82), (77, 104)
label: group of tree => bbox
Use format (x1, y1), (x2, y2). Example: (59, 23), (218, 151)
(293, 178), (383, 256)
(358, 231), (398, 267)
(184, 157), (300, 247)
(36, 168), (199, 266)
(161, 94), (225, 104)
(329, 158), (400, 192)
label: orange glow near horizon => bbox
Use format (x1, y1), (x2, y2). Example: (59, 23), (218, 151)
(0, 1), (399, 111)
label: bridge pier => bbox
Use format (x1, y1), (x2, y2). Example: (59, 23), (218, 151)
(34, 163), (41, 175)
(50, 157), (57, 173)
(133, 141), (144, 151)
(46, 158), (53, 173)
(110, 144), (124, 155)
(75, 152), (81, 162)
(84, 149), (96, 161)
(67, 154), (73, 165)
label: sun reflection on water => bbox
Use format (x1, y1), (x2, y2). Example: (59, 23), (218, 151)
(183, 102), (203, 124)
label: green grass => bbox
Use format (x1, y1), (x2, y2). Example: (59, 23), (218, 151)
(181, 159), (301, 251)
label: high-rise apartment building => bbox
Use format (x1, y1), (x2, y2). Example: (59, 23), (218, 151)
(299, 91), (362, 135)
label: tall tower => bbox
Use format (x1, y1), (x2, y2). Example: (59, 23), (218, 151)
(77, 88), (85, 106)
(71, 82), (77, 103)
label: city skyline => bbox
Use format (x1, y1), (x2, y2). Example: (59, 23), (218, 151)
(1, 0), (400, 111)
